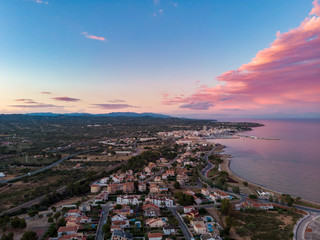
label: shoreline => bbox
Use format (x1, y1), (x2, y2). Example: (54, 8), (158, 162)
(219, 151), (320, 208)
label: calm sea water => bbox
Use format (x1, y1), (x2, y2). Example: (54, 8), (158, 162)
(216, 118), (320, 203)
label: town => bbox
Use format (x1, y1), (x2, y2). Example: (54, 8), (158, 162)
(0, 115), (309, 240)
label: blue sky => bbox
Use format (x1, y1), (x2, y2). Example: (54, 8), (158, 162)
(0, 0), (318, 117)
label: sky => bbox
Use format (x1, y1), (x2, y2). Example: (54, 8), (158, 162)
(0, 0), (319, 118)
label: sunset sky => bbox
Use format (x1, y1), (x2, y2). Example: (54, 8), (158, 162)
(1, 0), (319, 118)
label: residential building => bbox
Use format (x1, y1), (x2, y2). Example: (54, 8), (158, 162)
(111, 230), (133, 240)
(90, 185), (100, 193)
(57, 226), (79, 237)
(148, 233), (163, 240)
(138, 182), (147, 192)
(117, 195), (141, 205)
(201, 188), (210, 197)
(163, 225), (176, 235)
(146, 218), (166, 228)
(145, 195), (174, 208)
(192, 221), (207, 234)
(142, 204), (160, 217)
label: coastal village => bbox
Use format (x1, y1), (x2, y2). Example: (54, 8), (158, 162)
(0, 124), (317, 240)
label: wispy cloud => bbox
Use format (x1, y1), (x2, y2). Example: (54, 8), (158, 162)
(25, 0), (48, 4)
(53, 97), (80, 102)
(92, 104), (140, 109)
(180, 102), (214, 110)
(9, 104), (59, 108)
(41, 91), (51, 95)
(82, 32), (107, 41)
(108, 99), (126, 103)
(163, 0), (320, 114)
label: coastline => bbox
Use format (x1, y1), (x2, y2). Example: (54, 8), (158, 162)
(219, 151), (320, 209)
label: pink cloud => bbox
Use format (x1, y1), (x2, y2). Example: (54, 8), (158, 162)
(10, 104), (59, 108)
(82, 32), (106, 41)
(41, 91), (51, 94)
(163, 0), (320, 114)
(108, 99), (126, 103)
(92, 104), (139, 109)
(53, 97), (80, 102)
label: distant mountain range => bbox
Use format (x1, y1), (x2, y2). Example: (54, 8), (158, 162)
(25, 112), (173, 118)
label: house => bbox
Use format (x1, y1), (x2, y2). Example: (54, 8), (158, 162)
(148, 232), (163, 240)
(201, 188), (210, 197)
(186, 209), (201, 219)
(117, 195), (141, 205)
(60, 233), (86, 240)
(192, 221), (207, 234)
(145, 195), (174, 208)
(184, 206), (195, 213)
(138, 182), (147, 192)
(90, 184), (100, 193)
(111, 230), (133, 240)
(194, 197), (202, 205)
(142, 204), (160, 217)
(163, 225), (176, 235)
(213, 190), (229, 200)
(113, 205), (133, 216)
(107, 182), (135, 194)
(57, 226), (79, 237)
(79, 204), (91, 212)
(154, 176), (162, 182)
(144, 166), (153, 174)
(209, 193), (217, 202)
(79, 216), (91, 223)
(166, 169), (175, 176)
(149, 183), (160, 194)
(94, 191), (109, 204)
(111, 214), (127, 222)
(123, 182), (135, 193)
(0, 172), (6, 178)
(146, 218), (165, 228)
(111, 220), (130, 231)
(67, 209), (81, 218)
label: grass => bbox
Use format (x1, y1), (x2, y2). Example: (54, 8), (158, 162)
(231, 209), (301, 240)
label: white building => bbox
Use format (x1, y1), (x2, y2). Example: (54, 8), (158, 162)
(117, 195), (141, 205)
(145, 195), (174, 208)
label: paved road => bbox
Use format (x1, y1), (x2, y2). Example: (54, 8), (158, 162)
(0, 162), (122, 216)
(1, 148), (102, 183)
(169, 208), (193, 240)
(95, 204), (111, 240)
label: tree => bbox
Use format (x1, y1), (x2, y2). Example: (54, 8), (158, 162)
(198, 208), (208, 215)
(27, 210), (38, 219)
(232, 186), (240, 194)
(249, 194), (257, 200)
(243, 181), (248, 187)
(53, 212), (61, 222)
(174, 181), (180, 189)
(269, 195), (274, 202)
(10, 217), (21, 228)
(48, 217), (54, 223)
(19, 219), (26, 229)
(21, 231), (38, 240)
(114, 204), (122, 210)
(1, 233), (13, 240)
(57, 217), (66, 227)
(220, 199), (231, 215)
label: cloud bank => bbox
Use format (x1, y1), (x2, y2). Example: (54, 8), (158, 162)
(92, 104), (139, 109)
(163, 0), (320, 115)
(53, 97), (80, 102)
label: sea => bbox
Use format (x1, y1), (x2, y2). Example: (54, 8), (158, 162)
(215, 118), (320, 203)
